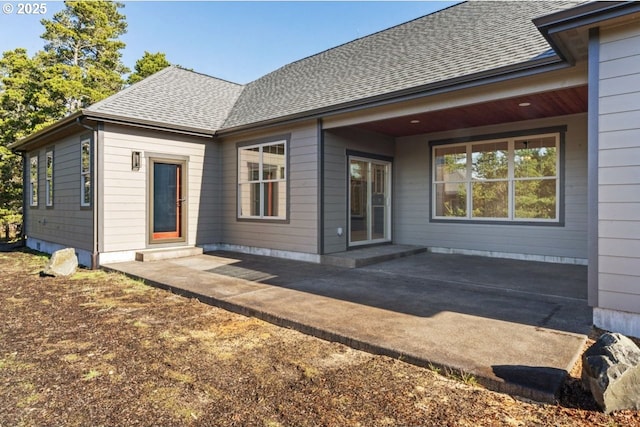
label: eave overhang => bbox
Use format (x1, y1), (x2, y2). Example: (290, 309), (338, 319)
(10, 110), (214, 153)
(534, 1), (640, 63)
(216, 54), (571, 138)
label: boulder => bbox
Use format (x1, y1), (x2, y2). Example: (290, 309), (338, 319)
(42, 248), (78, 277)
(582, 332), (640, 413)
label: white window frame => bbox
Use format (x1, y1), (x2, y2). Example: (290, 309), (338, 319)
(237, 140), (287, 220)
(45, 150), (54, 207)
(432, 132), (560, 223)
(29, 154), (38, 207)
(80, 138), (91, 207)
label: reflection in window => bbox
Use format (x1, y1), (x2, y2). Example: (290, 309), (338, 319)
(46, 150), (53, 206)
(514, 136), (557, 219)
(29, 155), (38, 206)
(434, 145), (467, 217)
(433, 133), (559, 222)
(81, 139), (91, 206)
(238, 141), (287, 219)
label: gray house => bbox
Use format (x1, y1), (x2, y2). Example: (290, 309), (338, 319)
(11, 1), (640, 338)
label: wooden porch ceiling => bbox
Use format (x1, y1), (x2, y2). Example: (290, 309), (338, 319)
(354, 86), (588, 137)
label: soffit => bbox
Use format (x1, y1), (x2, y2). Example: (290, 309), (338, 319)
(354, 86), (588, 137)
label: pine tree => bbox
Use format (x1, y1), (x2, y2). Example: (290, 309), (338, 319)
(0, 0), (130, 227)
(128, 51), (171, 85)
(39, 0), (129, 113)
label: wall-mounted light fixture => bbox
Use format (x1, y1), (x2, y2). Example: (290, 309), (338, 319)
(132, 151), (141, 171)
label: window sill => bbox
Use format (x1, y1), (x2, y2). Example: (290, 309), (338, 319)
(430, 218), (564, 227)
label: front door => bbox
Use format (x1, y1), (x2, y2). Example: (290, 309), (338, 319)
(349, 156), (391, 246)
(150, 160), (185, 243)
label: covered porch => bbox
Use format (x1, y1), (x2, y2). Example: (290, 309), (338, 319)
(320, 65), (589, 270)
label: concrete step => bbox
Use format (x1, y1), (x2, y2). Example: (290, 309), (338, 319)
(321, 244), (427, 268)
(135, 246), (203, 262)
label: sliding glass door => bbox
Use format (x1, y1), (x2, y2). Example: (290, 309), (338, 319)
(349, 157), (391, 246)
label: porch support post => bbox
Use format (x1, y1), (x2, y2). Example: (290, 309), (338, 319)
(317, 118), (325, 255)
(587, 27), (599, 307)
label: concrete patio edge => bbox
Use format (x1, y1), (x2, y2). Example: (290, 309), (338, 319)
(102, 262), (587, 403)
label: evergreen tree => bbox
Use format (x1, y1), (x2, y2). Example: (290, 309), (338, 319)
(39, 0), (128, 112)
(128, 51), (171, 85)
(0, 1), (130, 227)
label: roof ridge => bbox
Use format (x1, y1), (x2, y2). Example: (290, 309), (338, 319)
(86, 65), (177, 112)
(172, 65), (243, 87)
(87, 66), (243, 114)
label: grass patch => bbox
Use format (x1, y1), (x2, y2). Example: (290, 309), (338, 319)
(133, 320), (150, 328)
(165, 369), (194, 384)
(62, 354), (80, 363)
(146, 386), (202, 423)
(82, 369), (101, 381)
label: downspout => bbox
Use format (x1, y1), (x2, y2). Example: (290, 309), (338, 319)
(21, 153), (28, 246)
(76, 117), (100, 269)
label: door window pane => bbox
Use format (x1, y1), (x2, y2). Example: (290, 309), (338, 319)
(350, 160), (368, 242)
(153, 163), (178, 233)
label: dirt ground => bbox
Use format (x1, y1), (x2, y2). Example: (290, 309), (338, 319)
(1, 250), (639, 427)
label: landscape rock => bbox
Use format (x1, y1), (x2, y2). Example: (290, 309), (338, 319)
(582, 332), (640, 413)
(42, 248), (78, 277)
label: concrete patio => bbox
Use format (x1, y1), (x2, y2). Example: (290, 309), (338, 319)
(103, 250), (591, 403)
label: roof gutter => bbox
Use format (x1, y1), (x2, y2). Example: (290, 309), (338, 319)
(10, 110), (215, 152)
(533, 1), (640, 63)
(9, 111), (84, 151)
(84, 111), (215, 138)
(215, 54), (570, 137)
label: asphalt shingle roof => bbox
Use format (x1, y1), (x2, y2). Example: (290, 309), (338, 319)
(60, 1), (587, 137)
(85, 66), (243, 133)
(222, 1), (585, 129)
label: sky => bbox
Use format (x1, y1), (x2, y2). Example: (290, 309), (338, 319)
(0, 1), (457, 84)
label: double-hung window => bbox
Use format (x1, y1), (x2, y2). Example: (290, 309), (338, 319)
(433, 132), (560, 222)
(45, 150), (54, 207)
(80, 138), (91, 207)
(238, 140), (287, 219)
(29, 155), (38, 207)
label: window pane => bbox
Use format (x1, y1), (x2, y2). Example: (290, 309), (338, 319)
(81, 142), (90, 173)
(435, 183), (467, 217)
(239, 147), (260, 182)
(83, 174), (91, 204)
(434, 145), (466, 182)
(30, 157), (38, 205)
(46, 182), (53, 206)
(263, 143), (285, 180)
(515, 179), (556, 219)
(472, 141), (508, 180)
(239, 182), (261, 216)
(30, 157), (37, 181)
(514, 136), (556, 178)
(472, 181), (508, 218)
(46, 153), (53, 178)
(263, 181), (286, 217)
